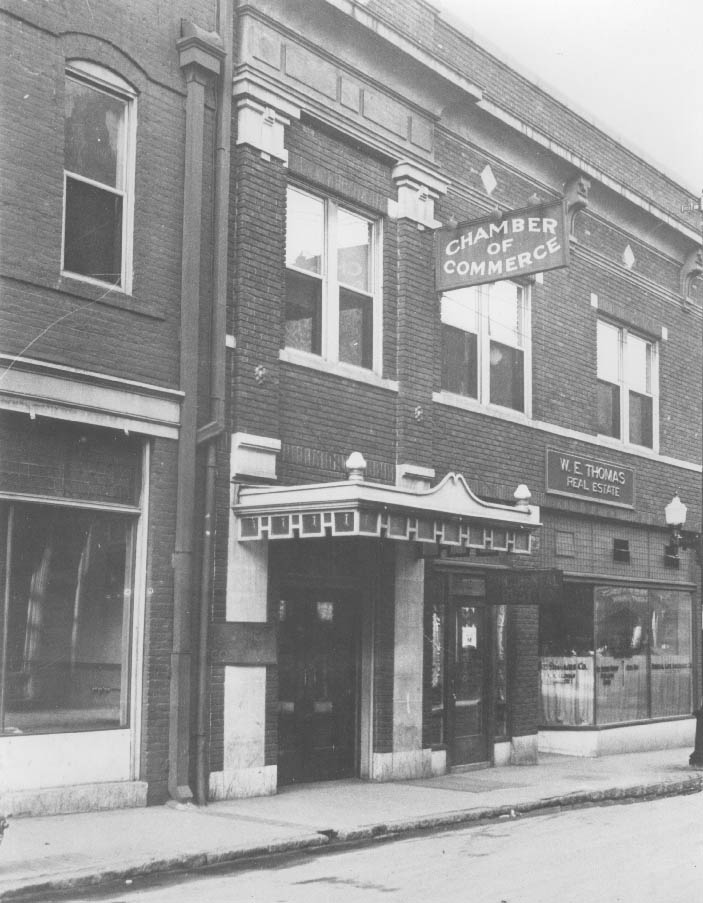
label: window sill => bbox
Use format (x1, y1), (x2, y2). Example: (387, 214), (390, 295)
(595, 433), (659, 457)
(432, 390), (530, 424)
(57, 273), (165, 319)
(279, 347), (399, 391)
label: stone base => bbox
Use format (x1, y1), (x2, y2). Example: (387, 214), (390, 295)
(0, 781), (148, 818)
(431, 748), (447, 776)
(370, 750), (433, 781)
(208, 765), (277, 800)
(539, 718), (696, 757)
(509, 734), (539, 764)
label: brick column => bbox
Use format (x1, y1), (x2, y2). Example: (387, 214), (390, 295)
(210, 80), (299, 800)
(390, 161), (449, 482)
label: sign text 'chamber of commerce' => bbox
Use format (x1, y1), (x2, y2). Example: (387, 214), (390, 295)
(436, 201), (569, 291)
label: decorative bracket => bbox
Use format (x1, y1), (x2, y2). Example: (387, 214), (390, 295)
(389, 160), (450, 230)
(681, 247), (703, 305)
(177, 19), (224, 79)
(564, 174), (590, 238)
(232, 75), (300, 164)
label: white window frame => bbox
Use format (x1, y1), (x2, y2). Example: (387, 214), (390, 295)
(285, 186), (383, 376)
(596, 319), (659, 452)
(61, 61), (137, 294)
(439, 281), (532, 418)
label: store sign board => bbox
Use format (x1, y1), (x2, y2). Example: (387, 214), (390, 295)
(486, 568), (563, 606)
(546, 449), (635, 507)
(435, 201), (569, 291)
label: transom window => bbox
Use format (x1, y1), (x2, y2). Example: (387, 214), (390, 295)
(597, 320), (656, 448)
(63, 63), (136, 291)
(441, 280), (529, 413)
(285, 186), (380, 372)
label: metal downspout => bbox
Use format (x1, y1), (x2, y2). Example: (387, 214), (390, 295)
(171, 22), (224, 804)
(194, 0), (232, 806)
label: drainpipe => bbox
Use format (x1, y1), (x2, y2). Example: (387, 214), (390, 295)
(171, 22), (224, 804)
(194, 0), (232, 806)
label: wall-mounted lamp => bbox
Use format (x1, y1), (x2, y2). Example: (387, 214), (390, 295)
(664, 492), (702, 563)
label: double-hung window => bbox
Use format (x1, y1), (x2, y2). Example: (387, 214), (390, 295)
(285, 186), (380, 372)
(597, 320), (656, 448)
(63, 63), (136, 291)
(441, 280), (529, 413)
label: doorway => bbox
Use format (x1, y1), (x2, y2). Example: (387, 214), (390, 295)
(447, 600), (490, 766)
(277, 589), (359, 785)
(430, 572), (492, 768)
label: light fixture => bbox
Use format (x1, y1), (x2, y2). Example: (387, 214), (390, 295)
(664, 492), (701, 561)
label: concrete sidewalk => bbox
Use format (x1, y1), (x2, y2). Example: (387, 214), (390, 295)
(1, 747), (700, 901)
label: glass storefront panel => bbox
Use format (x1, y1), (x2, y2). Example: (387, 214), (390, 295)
(539, 586), (594, 726)
(540, 584), (694, 727)
(594, 586), (649, 724)
(649, 590), (693, 717)
(1, 503), (136, 734)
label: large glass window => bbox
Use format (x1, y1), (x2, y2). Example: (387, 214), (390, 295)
(63, 64), (135, 290)
(285, 187), (379, 372)
(540, 585), (693, 727)
(597, 320), (656, 448)
(441, 280), (528, 412)
(0, 503), (136, 734)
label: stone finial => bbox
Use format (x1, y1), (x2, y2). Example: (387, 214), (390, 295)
(565, 174), (590, 237)
(345, 452), (367, 482)
(681, 247), (703, 303)
(514, 483), (532, 510)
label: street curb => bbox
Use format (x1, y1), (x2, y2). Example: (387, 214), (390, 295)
(2, 775), (700, 901)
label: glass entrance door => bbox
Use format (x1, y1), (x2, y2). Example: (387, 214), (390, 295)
(277, 590), (358, 785)
(447, 602), (489, 766)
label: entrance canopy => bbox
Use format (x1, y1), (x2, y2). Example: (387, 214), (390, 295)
(234, 471), (540, 554)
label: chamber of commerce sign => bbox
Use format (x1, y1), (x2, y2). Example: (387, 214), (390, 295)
(436, 201), (569, 291)
(546, 449), (635, 507)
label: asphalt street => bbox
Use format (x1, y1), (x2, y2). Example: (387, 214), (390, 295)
(60, 792), (703, 903)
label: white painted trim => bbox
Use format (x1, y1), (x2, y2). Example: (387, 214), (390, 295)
(0, 730), (132, 792)
(236, 470), (541, 526)
(63, 63), (137, 294)
(279, 347), (400, 391)
(432, 392), (702, 473)
(231, 432), (282, 452)
(0, 354), (184, 398)
(433, 390), (530, 426)
(0, 365), (181, 438)
(0, 492), (140, 513)
(130, 440), (149, 780)
(231, 432), (281, 482)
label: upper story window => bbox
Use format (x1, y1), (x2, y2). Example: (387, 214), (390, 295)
(597, 320), (657, 448)
(63, 63), (136, 292)
(285, 186), (381, 372)
(441, 280), (530, 413)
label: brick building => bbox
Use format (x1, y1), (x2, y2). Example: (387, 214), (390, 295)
(1, 0), (701, 814)
(0, 0), (225, 813)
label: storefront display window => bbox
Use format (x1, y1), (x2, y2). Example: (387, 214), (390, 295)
(0, 503), (136, 735)
(540, 585), (693, 727)
(494, 605), (509, 737)
(430, 598), (445, 746)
